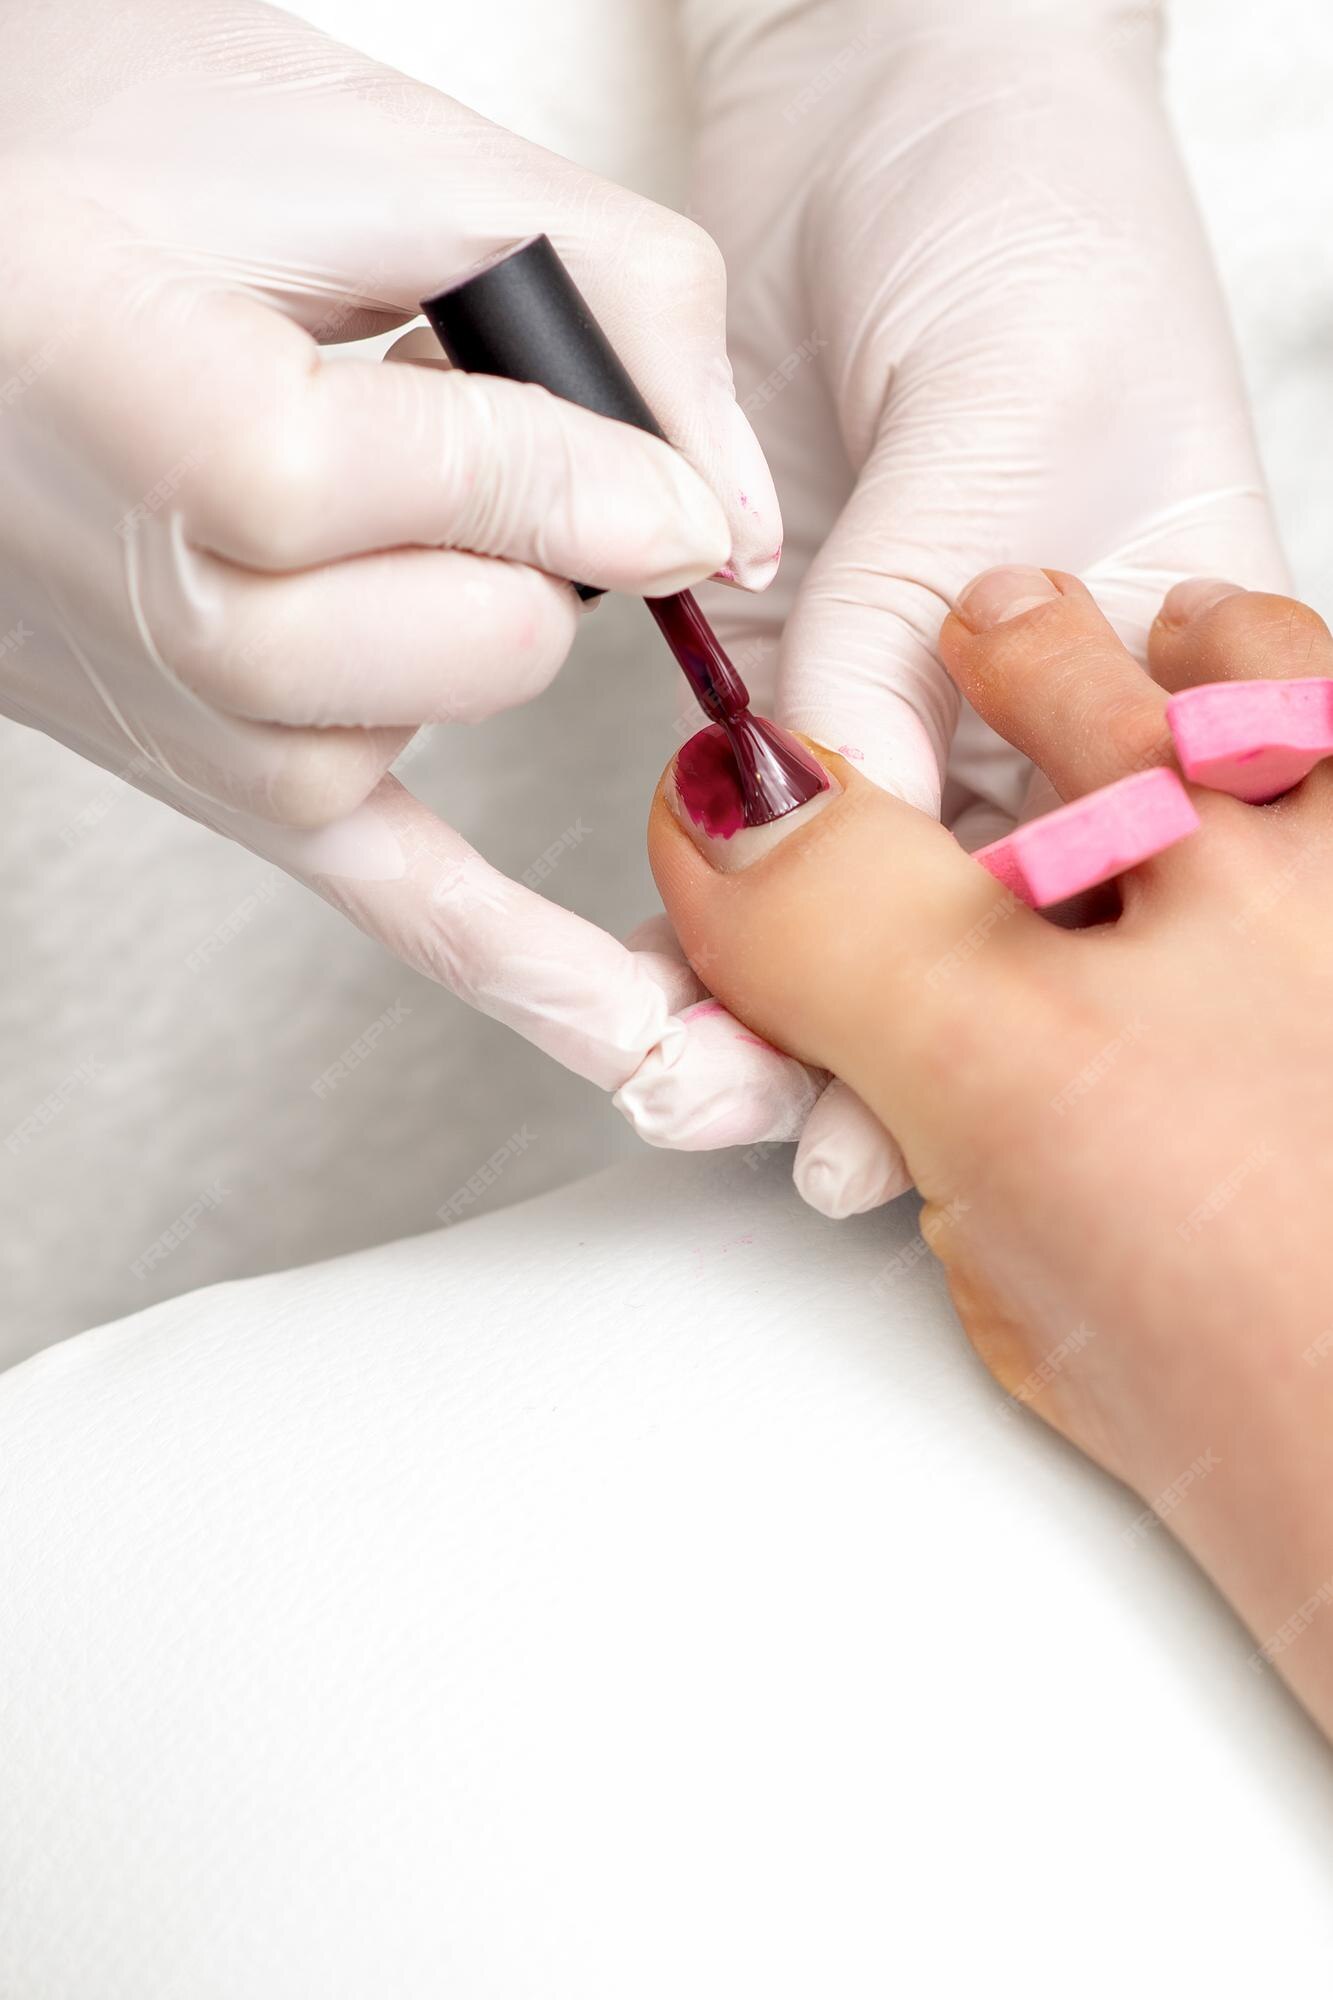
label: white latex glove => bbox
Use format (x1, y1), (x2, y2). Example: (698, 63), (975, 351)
(0, 0), (785, 1093)
(617, 0), (1291, 1212)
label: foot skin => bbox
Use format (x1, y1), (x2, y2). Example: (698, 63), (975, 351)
(649, 568), (1333, 1740)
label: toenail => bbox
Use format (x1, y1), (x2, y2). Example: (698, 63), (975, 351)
(668, 725), (839, 872)
(1159, 578), (1245, 629)
(955, 566), (1060, 633)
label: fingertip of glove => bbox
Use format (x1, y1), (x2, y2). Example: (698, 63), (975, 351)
(793, 1148), (907, 1219)
(713, 540), (783, 592)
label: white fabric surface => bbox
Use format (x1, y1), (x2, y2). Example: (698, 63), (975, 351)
(2, 1149), (1331, 1997)
(2, 0), (1332, 1359)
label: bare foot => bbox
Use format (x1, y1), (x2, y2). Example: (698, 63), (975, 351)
(650, 569), (1333, 1737)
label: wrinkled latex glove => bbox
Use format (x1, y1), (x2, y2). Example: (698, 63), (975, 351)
(617, 0), (1291, 1211)
(0, 0), (784, 1093)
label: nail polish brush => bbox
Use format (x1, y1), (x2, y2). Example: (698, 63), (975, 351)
(420, 234), (826, 829)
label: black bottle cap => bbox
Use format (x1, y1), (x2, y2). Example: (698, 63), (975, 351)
(422, 234), (666, 439)
(422, 235), (666, 598)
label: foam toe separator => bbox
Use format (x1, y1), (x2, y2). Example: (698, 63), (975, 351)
(973, 768), (1200, 909)
(1166, 677), (1333, 803)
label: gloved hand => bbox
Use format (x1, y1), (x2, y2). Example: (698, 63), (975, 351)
(0, 0), (783, 1092)
(617, 0), (1291, 1211)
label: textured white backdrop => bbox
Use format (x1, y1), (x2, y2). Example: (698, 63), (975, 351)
(4, 1150), (1333, 1994)
(3, 15), (1333, 1988)
(0, 0), (1329, 1360)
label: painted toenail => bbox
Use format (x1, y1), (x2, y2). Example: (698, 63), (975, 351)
(955, 567), (1060, 633)
(1159, 578), (1245, 629)
(668, 727), (839, 873)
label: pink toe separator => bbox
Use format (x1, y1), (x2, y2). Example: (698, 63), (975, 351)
(970, 679), (1333, 911)
(1166, 677), (1333, 803)
(974, 767), (1200, 909)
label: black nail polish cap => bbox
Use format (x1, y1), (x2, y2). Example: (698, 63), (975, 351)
(422, 235), (666, 598)
(421, 234), (666, 439)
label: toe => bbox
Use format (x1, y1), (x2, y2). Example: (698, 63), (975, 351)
(1151, 587), (1333, 806)
(1149, 584), (1333, 691)
(940, 569), (1172, 800)
(648, 746), (1048, 1160)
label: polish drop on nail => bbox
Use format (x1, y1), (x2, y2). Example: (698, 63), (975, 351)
(676, 725), (748, 838)
(675, 717), (829, 838)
